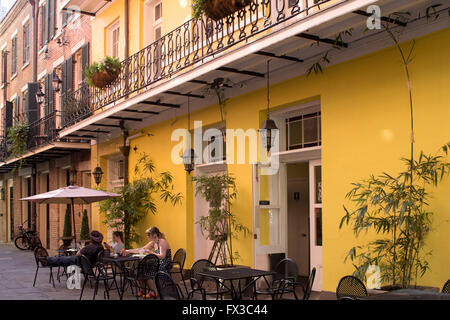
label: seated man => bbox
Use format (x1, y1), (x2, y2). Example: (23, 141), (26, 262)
(45, 231), (104, 267)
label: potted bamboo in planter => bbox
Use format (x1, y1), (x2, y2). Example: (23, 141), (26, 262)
(340, 143), (450, 291)
(192, 173), (249, 268)
(193, 0), (252, 21)
(61, 207), (73, 248)
(84, 56), (122, 89)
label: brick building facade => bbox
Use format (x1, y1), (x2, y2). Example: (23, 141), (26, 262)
(0, 0), (92, 251)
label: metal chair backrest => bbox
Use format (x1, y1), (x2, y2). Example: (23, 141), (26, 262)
(190, 259), (217, 288)
(442, 279), (450, 293)
(172, 248), (186, 270)
(34, 246), (49, 266)
(336, 275), (368, 299)
(274, 258), (298, 283)
(137, 254), (160, 279)
(80, 254), (96, 277)
(303, 267), (316, 300)
(155, 271), (183, 300)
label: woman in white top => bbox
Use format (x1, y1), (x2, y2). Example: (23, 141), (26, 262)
(104, 231), (124, 254)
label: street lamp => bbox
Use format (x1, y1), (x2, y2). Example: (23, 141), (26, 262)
(259, 60), (278, 152)
(92, 132), (103, 186)
(92, 166), (103, 186)
(182, 96), (197, 174)
(53, 73), (62, 93)
(182, 148), (197, 174)
(35, 85), (45, 105)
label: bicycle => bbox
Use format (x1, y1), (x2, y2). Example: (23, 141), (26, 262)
(14, 221), (42, 251)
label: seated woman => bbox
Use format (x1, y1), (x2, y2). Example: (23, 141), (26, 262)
(45, 231), (104, 267)
(125, 226), (172, 298)
(104, 231), (124, 254)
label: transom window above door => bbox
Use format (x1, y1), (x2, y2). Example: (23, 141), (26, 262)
(285, 111), (321, 150)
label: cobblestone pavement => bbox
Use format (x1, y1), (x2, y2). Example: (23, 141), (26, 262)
(0, 243), (335, 300)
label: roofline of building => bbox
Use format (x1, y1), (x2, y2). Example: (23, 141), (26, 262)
(0, 0), (30, 35)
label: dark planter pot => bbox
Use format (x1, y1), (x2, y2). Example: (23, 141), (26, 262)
(61, 237), (73, 248)
(204, 0), (252, 21)
(91, 69), (120, 88)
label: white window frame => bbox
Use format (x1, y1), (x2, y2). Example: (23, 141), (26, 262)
(106, 20), (120, 58)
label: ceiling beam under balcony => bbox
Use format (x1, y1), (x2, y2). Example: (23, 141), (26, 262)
(254, 51), (304, 63)
(122, 109), (160, 115)
(189, 80), (233, 88)
(217, 67), (265, 78)
(66, 134), (96, 139)
(295, 33), (348, 48)
(78, 129), (110, 134)
(61, 8), (96, 17)
(165, 91), (205, 99)
(140, 101), (180, 108)
(352, 10), (407, 27)
(107, 116), (143, 122)
(93, 123), (122, 128)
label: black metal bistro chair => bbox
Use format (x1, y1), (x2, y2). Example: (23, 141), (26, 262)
(170, 248), (188, 295)
(254, 258), (300, 300)
(122, 254), (160, 299)
(33, 246), (55, 288)
(188, 259), (228, 300)
(336, 275), (368, 300)
(79, 254), (120, 300)
(442, 279), (450, 293)
(278, 267), (317, 300)
(155, 271), (185, 300)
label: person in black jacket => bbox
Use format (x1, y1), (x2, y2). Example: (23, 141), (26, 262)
(44, 231), (104, 267)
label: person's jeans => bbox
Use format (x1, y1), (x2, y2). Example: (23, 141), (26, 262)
(47, 255), (80, 267)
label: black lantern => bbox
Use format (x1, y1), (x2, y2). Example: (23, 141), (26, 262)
(36, 86), (45, 105)
(53, 73), (62, 92)
(182, 96), (197, 174)
(259, 118), (278, 152)
(92, 166), (103, 186)
(259, 60), (278, 152)
(92, 131), (103, 186)
(182, 148), (196, 174)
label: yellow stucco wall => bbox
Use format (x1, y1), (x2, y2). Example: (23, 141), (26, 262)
(91, 0), (192, 62)
(90, 15), (450, 292)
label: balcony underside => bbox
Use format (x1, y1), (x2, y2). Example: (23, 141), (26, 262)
(59, 0), (449, 144)
(0, 142), (91, 173)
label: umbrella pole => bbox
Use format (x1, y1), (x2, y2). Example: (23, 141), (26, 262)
(71, 199), (77, 248)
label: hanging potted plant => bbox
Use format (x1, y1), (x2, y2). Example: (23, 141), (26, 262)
(6, 121), (29, 172)
(193, 0), (252, 21)
(84, 56), (122, 89)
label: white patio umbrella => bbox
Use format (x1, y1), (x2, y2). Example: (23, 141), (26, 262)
(20, 186), (120, 247)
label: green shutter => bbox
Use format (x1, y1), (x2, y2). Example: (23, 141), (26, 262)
(81, 43), (90, 80)
(49, 0), (55, 40)
(25, 82), (39, 125)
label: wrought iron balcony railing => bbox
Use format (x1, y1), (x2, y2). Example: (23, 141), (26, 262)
(0, 111), (60, 163)
(61, 0), (335, 129)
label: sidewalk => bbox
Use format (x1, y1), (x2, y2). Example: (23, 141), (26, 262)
(0, 243), (336, 300)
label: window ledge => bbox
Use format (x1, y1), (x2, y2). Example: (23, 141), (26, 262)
(38, 45), (47, 56)
(10, 73), (17, 81)
(21, 61), (29, 70)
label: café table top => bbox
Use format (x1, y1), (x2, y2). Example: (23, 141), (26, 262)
(197, 267), (275, 281)
(102, 254), (145, 263)
(364, 288), (450, 300)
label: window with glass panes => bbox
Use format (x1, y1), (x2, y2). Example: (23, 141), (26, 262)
(11, 37), (17, 75)
(285, 111), (321, 150)
(23, 24), (30, 64)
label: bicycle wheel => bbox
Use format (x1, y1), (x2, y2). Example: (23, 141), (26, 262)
(15, 236), (29, 250)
